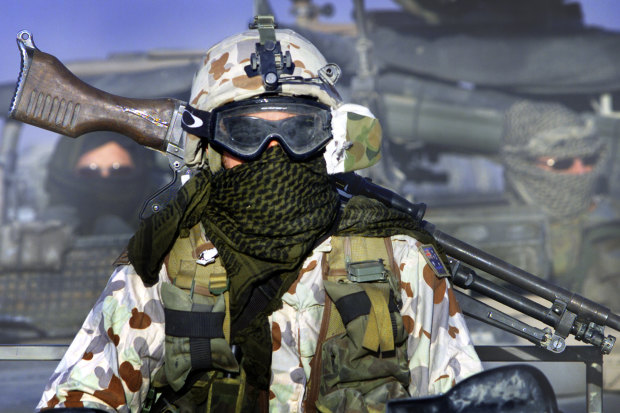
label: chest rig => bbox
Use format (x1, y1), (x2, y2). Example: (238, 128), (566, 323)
(306, 236), (411, 411)
(146, 223), (410, 413)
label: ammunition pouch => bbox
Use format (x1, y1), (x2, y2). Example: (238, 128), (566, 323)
(160, 283), (238, 391)
(317, 281), (410, 412)
(308, 236), (411, 412)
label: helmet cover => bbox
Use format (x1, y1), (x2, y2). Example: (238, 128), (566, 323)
(184, 27), (382, 174)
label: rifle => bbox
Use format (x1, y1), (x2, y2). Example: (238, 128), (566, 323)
(8, 30), (619, 355)
(8, 31), (188, 218)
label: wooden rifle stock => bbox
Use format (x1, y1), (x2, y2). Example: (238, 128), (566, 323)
(8, 30), (184, 152)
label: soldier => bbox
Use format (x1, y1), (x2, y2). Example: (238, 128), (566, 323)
(43, 131), (164, 235)
(501, 100), (620, 390)
(37, 23), (482, 412)
(501, 100), (619, 309)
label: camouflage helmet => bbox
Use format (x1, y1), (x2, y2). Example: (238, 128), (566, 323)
(184, 25), (382, 174)
(189, 29), (341, 112)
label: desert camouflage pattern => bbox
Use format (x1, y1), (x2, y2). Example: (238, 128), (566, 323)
(37, 264), (166, 412)
(189, 29), (341, 112)
(185, 29), (382, 174)
(185, 29), (341, 170)
(325, 103), (383, 174)
(37, 235), (482, 412)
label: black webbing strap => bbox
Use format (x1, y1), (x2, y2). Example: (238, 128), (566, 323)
(165, 309), (225, 338)
(334, 288), (399, 326)
(334, 291), (371, 325)
(181, 105), (212, 137)
(190, 338), (212, 370)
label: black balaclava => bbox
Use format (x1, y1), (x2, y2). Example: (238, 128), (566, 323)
(45, 131), (158, 234)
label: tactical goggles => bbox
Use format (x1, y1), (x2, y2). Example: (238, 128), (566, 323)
(181, 97), (332, 161)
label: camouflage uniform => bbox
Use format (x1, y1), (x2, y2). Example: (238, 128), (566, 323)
(37, 234), (481, 412)
(37, 26), (482, 412)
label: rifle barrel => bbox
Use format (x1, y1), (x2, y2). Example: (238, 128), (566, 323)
(424, 221), (620, 333)
(451, 263), (561, 327)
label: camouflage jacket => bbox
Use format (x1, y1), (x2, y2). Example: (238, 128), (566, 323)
(565, 197), (620, 313)
(37, 234), (482, 412)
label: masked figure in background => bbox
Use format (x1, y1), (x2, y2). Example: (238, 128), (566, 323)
(43, 131), (162, 235)
(38, 23), (482, 413)
(502, 101), (620, 310)
(502, 100), (620, 388)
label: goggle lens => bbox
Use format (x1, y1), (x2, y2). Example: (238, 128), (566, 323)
(182, 97), (332, 161)
(215, 108), (330, 159)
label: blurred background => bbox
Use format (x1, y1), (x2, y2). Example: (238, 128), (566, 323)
(1, 0), (620, 411)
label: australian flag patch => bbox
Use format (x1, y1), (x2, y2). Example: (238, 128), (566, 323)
(418, 244), (449, 278)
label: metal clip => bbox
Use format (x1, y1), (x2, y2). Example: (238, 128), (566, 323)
(245, 15), (294, 90)
(347, 259), (387, 283)
(318, 63), (341, 86)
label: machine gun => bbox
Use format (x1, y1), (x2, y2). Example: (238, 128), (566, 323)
(7, 30), (619, 357)
(333, 172), (618, 355)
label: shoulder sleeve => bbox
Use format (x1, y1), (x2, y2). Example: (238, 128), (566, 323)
(391, 235), (483, 397)
(37, 265), (167, 412)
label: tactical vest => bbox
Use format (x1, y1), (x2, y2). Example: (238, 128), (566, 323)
(145, 223), (411, 413)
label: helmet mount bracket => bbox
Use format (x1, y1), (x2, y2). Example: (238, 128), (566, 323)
(245, 15), (295, 91)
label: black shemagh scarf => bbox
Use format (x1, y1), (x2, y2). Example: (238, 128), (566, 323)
(128, 146), (440, 389)
(128, 146), (340, 388)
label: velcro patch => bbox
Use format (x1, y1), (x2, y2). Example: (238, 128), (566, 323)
(418, 244), (449, 278)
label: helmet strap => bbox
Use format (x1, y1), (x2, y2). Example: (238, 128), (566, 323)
(254, 15), (276, 44)
(207, 144), (223, 174)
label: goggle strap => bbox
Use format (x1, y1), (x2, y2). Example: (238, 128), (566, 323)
(181, 105), (212, 138)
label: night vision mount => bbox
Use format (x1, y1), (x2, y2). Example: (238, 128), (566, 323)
(245, 15), (295, 91)
(244, 15), (342, 91)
